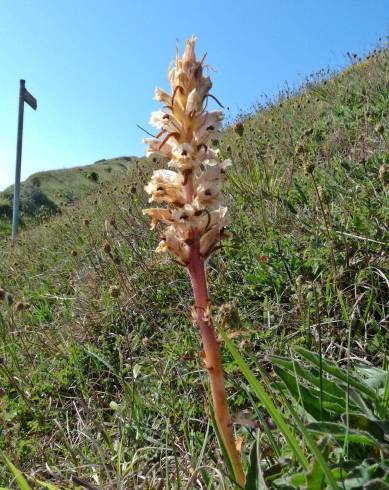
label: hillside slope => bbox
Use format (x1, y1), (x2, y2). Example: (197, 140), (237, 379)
(0, 48), (388, 488)
(0, 156), (145, 224)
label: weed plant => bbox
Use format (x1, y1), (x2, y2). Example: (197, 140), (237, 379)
(0, 45), (388, 488)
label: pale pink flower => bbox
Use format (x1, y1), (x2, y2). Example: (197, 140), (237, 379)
(156, 226), (190, 263)
(143, 138), (173, 159)
(143, 37), (232, 262)
(186, 79), (213, 114)
(154, 87), (172, 105)
(144, 169), (185, 205)
(143, 208), (173, 229)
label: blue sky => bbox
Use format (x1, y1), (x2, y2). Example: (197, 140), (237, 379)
(0, 0), (388, 191)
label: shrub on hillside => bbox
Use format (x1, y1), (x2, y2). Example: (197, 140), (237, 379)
(84, 170), (99, 182)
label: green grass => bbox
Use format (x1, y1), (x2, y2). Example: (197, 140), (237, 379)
(0, 47), (388, 488)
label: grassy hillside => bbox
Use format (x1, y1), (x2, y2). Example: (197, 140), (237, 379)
(0, 48), (388, 488)
(0, 156), (145, 235)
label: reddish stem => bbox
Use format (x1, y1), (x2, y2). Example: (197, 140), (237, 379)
(187, 229), (245, 486)
(183, 172), (194, 203)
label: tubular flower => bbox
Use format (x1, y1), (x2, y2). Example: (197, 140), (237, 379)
(144, 169), (185, 205)
(143, 36), (230, 263)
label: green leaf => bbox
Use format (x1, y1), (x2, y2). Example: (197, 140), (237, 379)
(221, 330), (309, 470)
(270, 355), (359, 413)
(245, 441), (259, 490)
(322, 401), (352, 414)
(382, 369), (389, 415)
(0, 452), (32, 490)
(81, 344), (117, 376)
(344, 413), (386, 443)
(244, 435), (267, 490)
(133, 363), (142, 379)
(33, 480), (61, 490)
(306, 436), (331, 490)
(273, 472), (306, 489)
(274, 366), (330, 421)
(364, 479), (389, 489)
(245, 389), (282, 457)
(294, 347), (377, 400)
(270, 355), (347, 400)
(341, 459), (389, 489)
(306, 421), (386, 448)
(286, 405), (340, 490)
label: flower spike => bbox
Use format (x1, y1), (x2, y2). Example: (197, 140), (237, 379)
(143, 37), (245, 486)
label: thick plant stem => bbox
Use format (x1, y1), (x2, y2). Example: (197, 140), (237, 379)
(187, 230), (245, 487)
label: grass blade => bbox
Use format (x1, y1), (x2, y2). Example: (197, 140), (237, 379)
(0, 452), (32, 490)
(209, 407), (241, 487)
(221, 331), (309, 471)
(286, 405), (340, 490)
(293, 347), (377, 400)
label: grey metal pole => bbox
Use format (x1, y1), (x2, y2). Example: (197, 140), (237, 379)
(12, 80), (25, 240)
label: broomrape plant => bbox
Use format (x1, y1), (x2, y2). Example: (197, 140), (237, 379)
(143, 37), (245, 486)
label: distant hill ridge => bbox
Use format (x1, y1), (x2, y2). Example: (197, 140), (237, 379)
(0, 156), (146, 221)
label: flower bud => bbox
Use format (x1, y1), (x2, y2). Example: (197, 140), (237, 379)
(379, 164), (389, 185)
(234, 122), (244, 137)
(109, 285), (120, 298)
(375, 123), (385, 135)
(15, 301), (27, 312)
(303, 161), (315, 174)
(103, 241), (111, 254)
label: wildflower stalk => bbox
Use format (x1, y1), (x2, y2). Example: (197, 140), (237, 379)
(187, 237), (245, 485)
(185, 178), (245, 485)
(143, 37), (245, 486)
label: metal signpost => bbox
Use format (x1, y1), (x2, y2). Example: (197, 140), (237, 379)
(12, 79), (37, 240)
